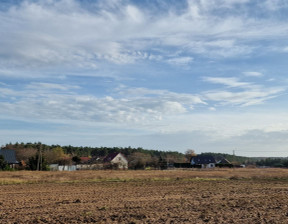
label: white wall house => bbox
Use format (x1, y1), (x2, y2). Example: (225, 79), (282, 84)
(104, 152), (128, 169)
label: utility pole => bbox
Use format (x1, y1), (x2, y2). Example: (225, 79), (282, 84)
(37, 144), (42, 171)
(40, 146), (42, 171)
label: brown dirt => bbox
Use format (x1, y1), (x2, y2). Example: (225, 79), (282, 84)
(1, 169), (288, 223)
(1, 168), (288, 184)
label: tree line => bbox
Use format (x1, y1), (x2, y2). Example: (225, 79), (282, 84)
(200, 152), (256, 165)
(256, 158), (288, 168)
(1, 142), (186, 170)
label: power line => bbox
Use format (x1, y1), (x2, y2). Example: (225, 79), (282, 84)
(217, 150), (287, 153)
(236, 150), (288, 153)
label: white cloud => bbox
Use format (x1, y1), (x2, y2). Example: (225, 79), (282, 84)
(204, 87), (284, 107)
(1, 77), (285, 127)
(203, 76), (286, 106)
(203, 77), (253, 88)
(243, 72), (264, 77)
(283, 46), (288, 52)
(116, 86), (206, 105)
(0, 84), (207, 126)
(25, 82), (80, 91)
(167, 56), (194, 66)
(125, 5), (144, 23)
(0, 0), (288, 76)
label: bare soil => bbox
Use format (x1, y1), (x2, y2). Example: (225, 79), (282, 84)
(1, 169), (288, 223)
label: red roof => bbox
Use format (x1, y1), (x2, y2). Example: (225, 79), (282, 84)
(80, 157), (91, 162)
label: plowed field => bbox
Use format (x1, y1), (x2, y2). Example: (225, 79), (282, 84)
(1, 169), (288, 223)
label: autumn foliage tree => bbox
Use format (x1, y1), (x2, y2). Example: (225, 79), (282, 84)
(44, 147), (71, 165)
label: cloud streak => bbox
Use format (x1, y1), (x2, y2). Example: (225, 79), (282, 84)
(0, 83), (205, 125)
(1, 0), (288, 77)
(203, 76), (286, 106)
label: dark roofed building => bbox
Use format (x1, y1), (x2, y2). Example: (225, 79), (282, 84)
(0, 149), (19, 167)
(103, 152), (120, 163)
(191, 155), (216, 168)
(216, 157), (233, 168)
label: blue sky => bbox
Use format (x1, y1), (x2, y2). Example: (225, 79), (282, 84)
(1, 0), (288, 156)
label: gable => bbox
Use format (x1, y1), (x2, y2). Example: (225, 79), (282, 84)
(111, 153), (128, 163)
(217, 158), (231, 164)
(104, 152), (127, 163)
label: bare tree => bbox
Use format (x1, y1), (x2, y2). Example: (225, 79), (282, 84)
(185, 149), (197, 162)
(128, 152), (152, 169)
(15, 147), (37, 163)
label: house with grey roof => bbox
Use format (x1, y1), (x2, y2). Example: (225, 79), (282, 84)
(190, 155), (216, 168)
(0, 149), (19, 168)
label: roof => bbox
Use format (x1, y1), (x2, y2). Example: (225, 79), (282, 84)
(80, 157), (91, 164)
(191, 155), (216, 165)
(0, 149), (18, 164)
(103, 152), (126, 163)
(80, 157), (91, 162)
(217, 158), (231, 164)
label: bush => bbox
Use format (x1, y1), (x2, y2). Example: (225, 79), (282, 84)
(0, 155), (11, 171)
(27, 154), (49, 171)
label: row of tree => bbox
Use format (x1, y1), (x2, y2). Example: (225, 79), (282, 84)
(256, 158), (288, 168)
(4, 142), (185, 158)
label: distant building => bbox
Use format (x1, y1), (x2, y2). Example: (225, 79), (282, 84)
(49, 164), (77, 171)
(0, 149), (19, 168)
(79, 157), (91, 164)
(216, 158), (233, 168)
(103, 152), (128, 169)
(190, 155), (216, 168)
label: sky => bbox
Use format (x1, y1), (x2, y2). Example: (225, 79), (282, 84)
(1, 0), (288, 157)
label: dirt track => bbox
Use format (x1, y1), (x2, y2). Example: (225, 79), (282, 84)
(1, 177), (288, 223)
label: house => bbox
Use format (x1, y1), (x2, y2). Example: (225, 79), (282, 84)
(0, 149), (19, 168)
(103, 152), (128, 169)
(190, 155), (216, 168)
